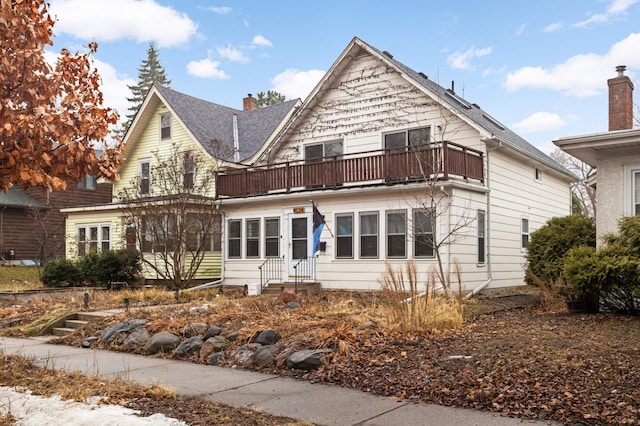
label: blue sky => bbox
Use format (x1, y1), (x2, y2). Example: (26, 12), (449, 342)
(46, 0), (640, 154)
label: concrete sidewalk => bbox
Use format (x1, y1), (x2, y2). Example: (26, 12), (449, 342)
(0, 336), (556, 425)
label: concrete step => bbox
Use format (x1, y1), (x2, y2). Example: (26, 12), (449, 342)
(263, 281), (321, 295)
(64, 319), (89, 329)
(51, 327), (76, 336)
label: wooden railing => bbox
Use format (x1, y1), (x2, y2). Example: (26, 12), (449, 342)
(217, 141), (484, 198)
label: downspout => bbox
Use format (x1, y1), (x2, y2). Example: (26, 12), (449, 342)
(233, 114), (240, 163)
(466, 137), (501, 298)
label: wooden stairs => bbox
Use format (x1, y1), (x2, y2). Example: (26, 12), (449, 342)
(260, 281), (321, 296)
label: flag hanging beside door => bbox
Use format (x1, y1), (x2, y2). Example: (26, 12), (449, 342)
(312, 203), (325, 255)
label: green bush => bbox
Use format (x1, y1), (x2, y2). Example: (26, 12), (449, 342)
(77, 251), (101, 286)
(525, 214), (596, 286)
(41, 259), (81, 288)
(564, 217), (640, 315)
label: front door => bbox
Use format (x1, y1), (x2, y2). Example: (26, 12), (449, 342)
(287, 211), (312, 278)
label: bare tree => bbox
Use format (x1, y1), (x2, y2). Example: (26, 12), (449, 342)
(550, 149), (596, 217)
(117, 141), (224, 290)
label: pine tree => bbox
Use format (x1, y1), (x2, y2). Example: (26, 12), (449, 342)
(256, 90), (285, 107)
(121, 43), (171, 137)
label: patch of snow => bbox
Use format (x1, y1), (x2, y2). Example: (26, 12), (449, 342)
(0, 387), (186, 426)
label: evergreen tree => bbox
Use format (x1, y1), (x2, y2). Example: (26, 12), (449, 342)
(121, 43), (171, 137)
(256, 90), (285, 107)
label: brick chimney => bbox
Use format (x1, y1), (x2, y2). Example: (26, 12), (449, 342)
(608, 65), (634, 131)
(243, 93), (257, 111)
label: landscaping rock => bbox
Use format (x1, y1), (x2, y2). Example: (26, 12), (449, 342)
(254, 329), (281, 345)
(199, 336), (229, 360)
(229, 343), (262, 367)
(286, 349), (333, 370)
(225, 331), (238, 341)
(204, 325), (223, 339)
(287, 302), (302, 309)
(143, 331), (180, 354)
(123, 328), (150, 351)
(173, 336), (204, 358)
(81, 336), (98, 348)
(253, 344), (284, 367)
(181, 322), (208, 337)
(275, 341), (307, 368)
(101, 319), (146, 344)
(207, 352), (226, 365)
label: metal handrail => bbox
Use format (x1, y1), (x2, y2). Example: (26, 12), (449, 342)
(259, 256), (283, 290)
(293, 256), (316, 294)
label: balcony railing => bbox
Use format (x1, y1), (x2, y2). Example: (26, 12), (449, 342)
(217, 141), (484, 198)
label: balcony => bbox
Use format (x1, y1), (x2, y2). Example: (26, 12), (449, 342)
(216, 141), (484, 198)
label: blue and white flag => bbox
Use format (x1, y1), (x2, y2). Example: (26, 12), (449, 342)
(312, 203), (324, 255)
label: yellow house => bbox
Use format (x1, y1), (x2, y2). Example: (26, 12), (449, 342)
(62, 85), (299, 285)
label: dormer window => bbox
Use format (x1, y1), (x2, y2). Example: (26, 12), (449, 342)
(160, 112), (171, 140)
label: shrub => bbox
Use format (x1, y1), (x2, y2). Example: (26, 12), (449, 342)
(525, 214), (596, 286)
(41, 259), (81, 288)
(81, 249), (142, 287)
(77, 251), (101, 286)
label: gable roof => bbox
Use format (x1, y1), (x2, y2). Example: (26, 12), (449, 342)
(0, 188), (47, 208)
(266, 37), (572, 179)
(125, 85), (299, 163)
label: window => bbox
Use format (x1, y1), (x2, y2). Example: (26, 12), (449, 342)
(535, 168), (543, 182)
(384, 127), (431, 153)
(635, 171), (640, 215)
(183, 151), (194, 191)
(521, 218), (529, 249)
(478, 210), (486, 264)
(227, 220), (241, 258)
(304, 140), (344, 188)
(246, 219), (260, 258)
(623, 165), (640, 216)
(141, 214), (175, 253)
(140, 161), (150, 195)
(414, 209), (434, 258)
(77, 175), (96, 190)
(125, 225), (137, 250)
(360, 212), (378, 258)
(304, 140), (343, 160)
(160, 113), (171, 140)
(77, 224), (110, 256)
(185, 213), (214, 252)
(386, 211), (406, 258)
(265, 218), (280, 257)
(336, 214), (353, 258)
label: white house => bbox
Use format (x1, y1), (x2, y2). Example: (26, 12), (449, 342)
(217, 37), (574, 294)
(554, 65), (640, 244)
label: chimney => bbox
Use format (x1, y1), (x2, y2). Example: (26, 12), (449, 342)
(243, 93), (257, 111)
(608, 65), (634, 131)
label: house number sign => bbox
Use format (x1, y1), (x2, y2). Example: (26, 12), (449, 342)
(293, 207), (305, 214)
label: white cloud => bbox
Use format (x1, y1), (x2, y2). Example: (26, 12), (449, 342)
(252, 35), (272, 47)
(447, 46), (493, 70)
(271, 69), (325, 101)
(512, 112), (568, 133)
(543, 22), (564, 32)
(49, 0), (197, 47)
(515, 24), (526, 36)
(186, 59), (230, 79)
(504, 33), (640, 97)
(207, 6), (232, 14)
(574, 0), (639, 28)
(217, 45), (250, 63)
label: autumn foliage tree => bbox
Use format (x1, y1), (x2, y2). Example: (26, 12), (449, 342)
(0, 0), (123, 191)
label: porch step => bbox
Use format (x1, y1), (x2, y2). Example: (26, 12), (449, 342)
(47, 311), (112, 337)
(262, 281), (321, 296)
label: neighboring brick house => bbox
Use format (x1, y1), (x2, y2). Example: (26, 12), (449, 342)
(0, 176), (112, 264)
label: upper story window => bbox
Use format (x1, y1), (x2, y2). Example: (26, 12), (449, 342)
(140, 161), (150, 195)
(304, 140), (343, 161)
(384, 126), (431, 153)
(160, 112), (171, 140)
(77, 175), (96, 190)
(183, 151), (195, 191)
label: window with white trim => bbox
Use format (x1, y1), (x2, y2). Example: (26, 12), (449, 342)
(77, 224), (110, 256)
(521, 218), (529, 250)
(414, 209), (434, 258)
(246, 219), (260, 258)
(228, 220), (241, 258)
(264, 218), (280, 257)
(386, 211), (406, 258)
(141, 214), (175, 253)
(160, 112), (171, 140)
(140, 161), (150, 195)
(77, 175), (96, 190)
(634, 170), (640, 215)
(336, 214), (353, 259)
(623, 165), (640, 216)
(183, 151), (194, 191)
(384, 126), (431, 153)
(478, 210), (486, 264)
(360, 212), (378, 258)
